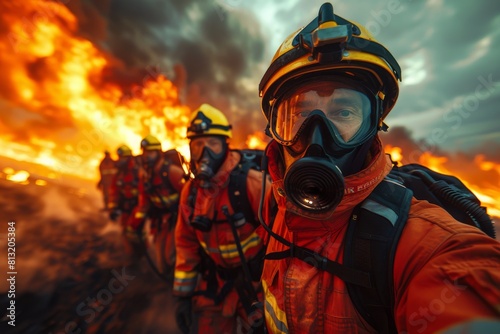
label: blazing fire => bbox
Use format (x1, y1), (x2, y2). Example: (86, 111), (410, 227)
(0, 1), (191, 179)
(385, 145), (500, 221)
(246, 131), (270, 150)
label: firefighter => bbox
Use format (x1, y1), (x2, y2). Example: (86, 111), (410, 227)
(108, 145), (141, 257)
(257, 3), (500, 333)
(97, 150), (117, 211)
(129, 135), (186, 276)
(173, 104), (271, 334)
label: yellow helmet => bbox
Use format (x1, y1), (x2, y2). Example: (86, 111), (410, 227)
(186, 103), (232, 139)
(116, 145), (133, 157)
(140, 134), (162, 151)
(259, 2), (401, 125)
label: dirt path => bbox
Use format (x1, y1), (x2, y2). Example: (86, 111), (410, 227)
(0, 172), (181, 334)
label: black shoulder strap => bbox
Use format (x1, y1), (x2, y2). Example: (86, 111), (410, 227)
(344, 177), (413, 333)
(159, 159), (177, 194)
(228, 152), (259, 228)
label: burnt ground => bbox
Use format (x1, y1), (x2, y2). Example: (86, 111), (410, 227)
(0, 163), (181, 334)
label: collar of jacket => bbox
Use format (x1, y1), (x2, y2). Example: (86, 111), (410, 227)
(265, 136), (392, 232)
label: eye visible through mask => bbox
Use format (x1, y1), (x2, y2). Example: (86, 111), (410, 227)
(270, 79), (377, 151)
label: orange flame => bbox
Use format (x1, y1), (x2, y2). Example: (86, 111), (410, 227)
(385, 145), (403, 165)
(246, 132), (270, 150)
(385, 146), (500, 221)
(0, 1), (191, 179)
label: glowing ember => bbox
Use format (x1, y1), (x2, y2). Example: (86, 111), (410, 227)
(246, 132), (269, 150)
(385, 145), (403, 165)
(35, 179), (48, 186)
(6, 170), (30, 183)
(3, 167), (15, 175)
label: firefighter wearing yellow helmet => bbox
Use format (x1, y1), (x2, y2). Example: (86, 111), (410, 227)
(258, 3), (500, 334)
(186, 103), (233, 185)
(108, 145), (141, 256)
(173, 103), (270, 333)
(128, 135), (187, 276)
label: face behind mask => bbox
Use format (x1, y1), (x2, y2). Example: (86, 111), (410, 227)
(189, 136), (228, 185)
(142, 150), (160, 168)
(270, 79), (379, 216)
(282, 111), (376, 216)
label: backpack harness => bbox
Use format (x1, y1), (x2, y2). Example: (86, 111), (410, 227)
(261, 161), (495, 334)
(187, 150), (265, 318)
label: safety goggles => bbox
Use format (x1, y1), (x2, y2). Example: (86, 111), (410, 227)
(189, 136), (225, 161)
(270, 79), (378, 149)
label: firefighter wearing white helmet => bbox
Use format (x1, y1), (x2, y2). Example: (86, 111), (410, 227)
(258, 3), (500, 334)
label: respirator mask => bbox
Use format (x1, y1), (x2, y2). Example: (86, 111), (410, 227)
(116, 157), (128, 168)
(189, 136), (228, 186)
(142, 150), (159, 169)
(270, 78), (380, 214)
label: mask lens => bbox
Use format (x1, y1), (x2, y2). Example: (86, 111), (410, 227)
(190, 137), (224, 161)
(271, 80), (374, 148)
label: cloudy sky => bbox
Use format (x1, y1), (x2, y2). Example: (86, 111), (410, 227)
(228, 0), (500, 155)
(94, 0), (500, 154)
(1, 0), (499, 161)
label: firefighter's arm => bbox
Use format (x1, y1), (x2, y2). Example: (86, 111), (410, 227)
(129, 169), (150, 229)
(168, 164), (187, 193)
(108, 174), (120, 210)
(173, 183), (202, 297)
(108, 174), (121, 221)
(393, 209), (500, 333)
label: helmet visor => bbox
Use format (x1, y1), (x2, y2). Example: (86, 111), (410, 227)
(270, 79), (376, 148)
(190, 136), (225, 162)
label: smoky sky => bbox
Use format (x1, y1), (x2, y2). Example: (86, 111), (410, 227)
(1, 0), (498, 156)
(66, 0), (265, 113)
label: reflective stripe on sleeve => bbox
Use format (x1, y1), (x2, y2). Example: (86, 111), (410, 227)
(262, 279), (288, 334)
(200, 232), (261, 260)
(173, 270), (198, 294)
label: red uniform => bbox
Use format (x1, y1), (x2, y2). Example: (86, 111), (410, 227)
(261, 138), (500, 333)
(97, 153), (117, 210)
(174, 151), (270, 333)
(109, 156), (140, 228)
(130, 152), (186, 270)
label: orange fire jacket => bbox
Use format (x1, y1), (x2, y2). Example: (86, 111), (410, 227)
(109, 156), (140, 213)
(173, 151), (270, 316)
(130, 154), (186, 230)
(261, 138), (500, 333)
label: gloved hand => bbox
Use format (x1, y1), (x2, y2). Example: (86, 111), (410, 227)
(109, 209), (121, 222)
(175, 297), (192, 334)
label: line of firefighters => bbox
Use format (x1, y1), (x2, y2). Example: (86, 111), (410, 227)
(97, 104), (267, 333)
(92, 3), (500, 333)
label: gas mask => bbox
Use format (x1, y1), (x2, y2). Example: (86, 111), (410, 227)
(270, 78), (380, 214)
(189, 136), (228, 186)
(142, 150), (159, 169)
(116, 157), (129, 169)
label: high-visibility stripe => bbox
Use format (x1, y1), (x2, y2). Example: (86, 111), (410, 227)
(173, 270), (198, 293)
(134, 211), (146, 218)
(174, 270), (198, 280)
(262, 280), (288, 334)
(200, 232), (261, 259)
